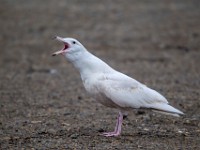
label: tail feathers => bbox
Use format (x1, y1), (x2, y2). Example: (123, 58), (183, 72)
(150, 103), (184, 117)
(152, 110), (181, 117)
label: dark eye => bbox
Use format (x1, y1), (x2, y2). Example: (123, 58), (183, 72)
(72, 41), (76, 44)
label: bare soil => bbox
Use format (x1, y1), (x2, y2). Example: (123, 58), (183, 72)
(0, 0), (200, 149)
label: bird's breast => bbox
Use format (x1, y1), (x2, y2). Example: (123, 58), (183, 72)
(82, 78), (98, 96)
(82, 78), (120, 108)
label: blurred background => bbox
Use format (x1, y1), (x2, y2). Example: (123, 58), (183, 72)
(0, 0), (200, 149)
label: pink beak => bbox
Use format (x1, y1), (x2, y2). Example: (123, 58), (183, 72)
(52, 51), (63, 56)
(52, 36), (69, 56)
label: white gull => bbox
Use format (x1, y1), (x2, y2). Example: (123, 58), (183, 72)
(52, 36), (184, 137)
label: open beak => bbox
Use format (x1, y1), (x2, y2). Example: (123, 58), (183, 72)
(52, 36), (69, 56)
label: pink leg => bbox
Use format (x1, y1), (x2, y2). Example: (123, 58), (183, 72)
(102, 112), (123, 137)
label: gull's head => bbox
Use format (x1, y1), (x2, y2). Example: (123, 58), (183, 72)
(52, 36), (86, 60)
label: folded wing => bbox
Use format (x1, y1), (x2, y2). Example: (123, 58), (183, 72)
(96, 72), (183, 116)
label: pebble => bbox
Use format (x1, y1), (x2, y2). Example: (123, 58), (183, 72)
(70, 133), (79, 139)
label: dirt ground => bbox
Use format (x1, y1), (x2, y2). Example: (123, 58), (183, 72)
(0, 0), (200, 149)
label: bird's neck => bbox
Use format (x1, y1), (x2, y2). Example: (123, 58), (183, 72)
(71, 51), (114, 80)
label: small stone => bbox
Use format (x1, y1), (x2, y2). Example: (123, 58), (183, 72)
(50, 69), (58, 74)
(31, 120), (42, 124)
(143, 128), (149, 131)
(185, 119), (190, 124)
(98, 128), (104, 132)
(70, 133), (79, 139)
(177, 130), (183, 134)
(77, 96), (82, 100)
(62, 122), (70, 126)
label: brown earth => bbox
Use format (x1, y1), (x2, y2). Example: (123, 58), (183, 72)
(0, 0), (200, 149)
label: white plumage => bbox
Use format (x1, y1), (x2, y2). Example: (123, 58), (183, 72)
(52, 36), (184, 136)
